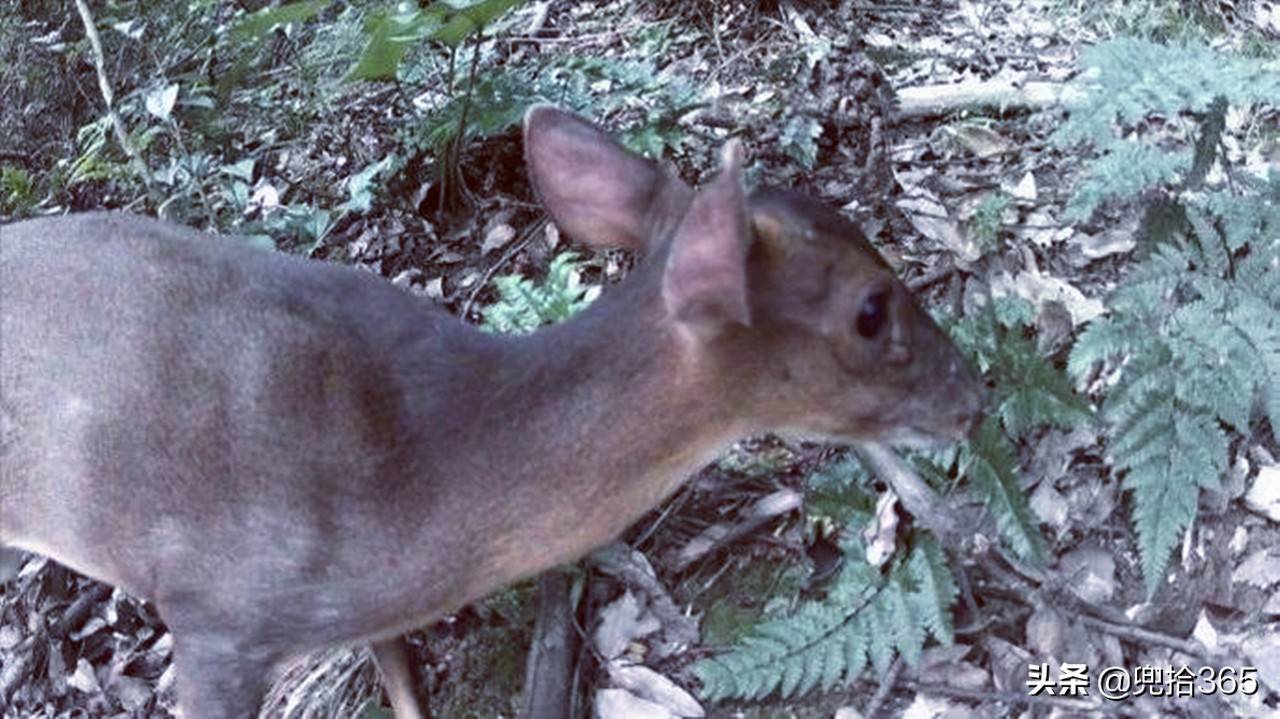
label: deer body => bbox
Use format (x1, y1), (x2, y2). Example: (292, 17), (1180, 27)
(0, 108), (982, 717)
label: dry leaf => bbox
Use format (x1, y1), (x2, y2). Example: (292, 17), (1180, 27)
(897, 193), (980, 263)
(596, 688), (677, 719)
(1244, 465), (1280, 521)
(946, 124), (1012, 158)
(480, 223), (516, 255)
(594, 591), (659, 662)
(1059, 547), (1116, 604)
(1025, 606), (1066, 658)
(67, 657), (100, 694)
(990, 268), (1105, 326)
(1006, 171), (1037, 201)
(1191, 611), (1219, 653)
(1030, 482), (1069, 530)
(1242, 632), (1280, 692)
(423, 276), (444, 301)
(1233, 547), (1280, 589)
(608, 663), (703, 718)
(862, 491), (900, 567)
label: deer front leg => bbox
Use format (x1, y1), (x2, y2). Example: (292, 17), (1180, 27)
(169, 636), (272, 719)
(372, 637), (431, 719)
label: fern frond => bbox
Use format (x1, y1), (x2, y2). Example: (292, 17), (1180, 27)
(997, 334), (1094, 437)
(1066, 141), (1189, 220)
(905, 537), (958, 645)
(692, 533), (957, 702)
(960, 419), (1045, 564)
(1120, 403), (1226, 594)
(1055, 37), (1280, 148)
(480, 252), (598, 334)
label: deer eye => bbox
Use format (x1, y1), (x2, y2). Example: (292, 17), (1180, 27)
(855, 289), (890, 339)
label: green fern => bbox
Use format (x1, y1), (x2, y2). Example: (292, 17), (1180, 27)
(942, 296), (1090, 563)
(480, 252), (600, 334)
(1069, 195), (1279, 593)
(1054, 37), (1280, 220)
(1055, 38), (1280, 149)
(1055, 37), (1279, 595)
(960, 418), (1047, 564)
(693, 531), (955, 702)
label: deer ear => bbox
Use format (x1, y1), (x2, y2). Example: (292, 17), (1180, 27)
(662, 140), (752, 334)
(523, 106), (662, 251)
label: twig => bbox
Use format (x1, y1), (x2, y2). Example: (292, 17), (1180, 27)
(1075, 615), (1211, 661)
(863, 658), (904, 717)
(460, 217), (545, 320)
(852, 442), (967, 545)
(72, 0), (151, 185)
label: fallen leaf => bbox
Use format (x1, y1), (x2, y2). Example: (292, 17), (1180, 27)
(895, 182), (980, 263)
(1076, 227), (1135, 260)
(481, 223), (516, 255)
(67, 658), (100, 694)
(1005, 171), (1037, 201)
(1233, 547), (1280, 589)
(608, 663), (703, 718)
(1025, 605), (1066, 658)
(1244, 465), (1280, 522)
(423, 276), (444, 300)
(1030, 482), (1069, 530)
(1059, 548), (1116, 604)
(594, 591), (659, 662)
(990, 268), (1105, 326)
(596, 688), (677, 719)
(862, 491), (900, 567)
(1191, 611), (1219, 653)
(1242, 632), (1280, 692)
(946, 124), (1013, 158)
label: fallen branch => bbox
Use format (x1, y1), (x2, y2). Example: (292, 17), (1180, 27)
(896, 79), (1086, 120)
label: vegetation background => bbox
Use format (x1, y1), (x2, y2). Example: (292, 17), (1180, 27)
(0, 0), (1278, 717)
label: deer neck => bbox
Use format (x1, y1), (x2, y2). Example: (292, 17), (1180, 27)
(386, 261), (744, 614)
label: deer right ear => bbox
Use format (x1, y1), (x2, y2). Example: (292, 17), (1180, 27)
(661, 140), (752, 335)
(523, 106), (663, 252)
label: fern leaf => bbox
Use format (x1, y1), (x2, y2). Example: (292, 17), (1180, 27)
(906, 537), (958, 644)
(1066, 141), (1189, 220)
(961, 419), (1045, 564)
(1120, 399), (1225, 595)
(885, 580), (924, 666)
(998, 335), (1094, 437)
(1068, 315), (1132, 379)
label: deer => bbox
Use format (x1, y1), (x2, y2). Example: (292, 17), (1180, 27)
(0, 106), (983, 717)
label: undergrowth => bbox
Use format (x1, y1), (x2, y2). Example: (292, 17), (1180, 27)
(1060, 37), (1280, 594)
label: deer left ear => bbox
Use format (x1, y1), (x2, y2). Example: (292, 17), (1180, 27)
(661, 141), (752, 335)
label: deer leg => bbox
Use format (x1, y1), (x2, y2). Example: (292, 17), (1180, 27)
(169, 635), (271, 719)
(372, 636), (431, 719)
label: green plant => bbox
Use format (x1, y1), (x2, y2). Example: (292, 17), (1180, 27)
(967, 192), (1011, 249)
(1060, 37), (1280, 593)
(1069, 194), (1280, 593)
(1054, 37), (1280, 220)
(939, 296), (1093, 563)
(412, 52), (701, 164)
(780, 115), (822, 171)
(348, 0), (526, 81)
(480, 252), (600, 334)
(0, 166), (35, 217)
(693, 461), (956, 702)
(1056, 0), (1228, 46)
